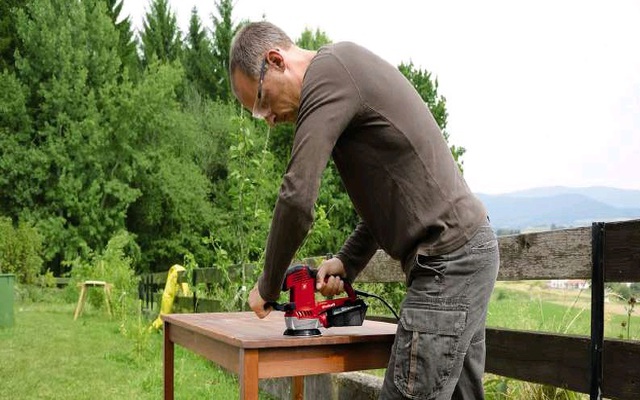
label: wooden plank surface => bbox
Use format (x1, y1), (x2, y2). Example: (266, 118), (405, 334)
(485, 327), (640, 399)
(257, 342), (393, 378)
(168, 323), (240, 374)
(485, 328), (591, 394)
(162, 312), (397, 349)
(604, 219), (640, 282)
(356, 226), (593, 283)
(496, 227), (592, 280)
(602, 339), (640, 399)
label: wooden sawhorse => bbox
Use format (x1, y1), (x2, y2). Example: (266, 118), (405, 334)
(73, 280), (113, 321)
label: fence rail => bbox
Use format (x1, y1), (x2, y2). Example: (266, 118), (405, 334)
(139, 218), (640, 399)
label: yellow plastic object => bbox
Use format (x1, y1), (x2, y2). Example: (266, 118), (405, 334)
(150, 264), (191, 331)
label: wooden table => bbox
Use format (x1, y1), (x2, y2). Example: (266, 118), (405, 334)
(162, 312), (397, 399)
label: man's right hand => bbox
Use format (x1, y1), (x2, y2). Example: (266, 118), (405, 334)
(315, 257), (347, 297)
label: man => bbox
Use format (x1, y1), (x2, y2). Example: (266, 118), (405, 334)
(229, 21), (499, 400)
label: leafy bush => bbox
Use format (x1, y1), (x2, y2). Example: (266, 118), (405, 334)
(36, 269), (57, 288)
(0, 216), (43, 283)
(66, 230), (140, 315)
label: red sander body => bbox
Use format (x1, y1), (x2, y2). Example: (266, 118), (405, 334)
(267, 264), (368, 337)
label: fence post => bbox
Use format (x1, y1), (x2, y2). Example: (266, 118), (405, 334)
(590, 222), (605, 400)
(144, 274), (150, 311)
(192, 269), (198, 313)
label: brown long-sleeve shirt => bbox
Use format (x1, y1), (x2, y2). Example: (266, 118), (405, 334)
(258, 42), (487, 301)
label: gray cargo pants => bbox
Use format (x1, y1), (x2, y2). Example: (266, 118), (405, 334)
(379, 224), (499, 400)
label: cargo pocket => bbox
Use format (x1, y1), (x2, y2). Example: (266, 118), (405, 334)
(393, 298), (468, 399)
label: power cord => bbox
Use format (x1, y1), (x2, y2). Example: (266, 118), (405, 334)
(354, 289), (400, 321)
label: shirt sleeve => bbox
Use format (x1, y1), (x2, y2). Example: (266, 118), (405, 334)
(258, 49), (363, 301)
(336, 220), (379, 282)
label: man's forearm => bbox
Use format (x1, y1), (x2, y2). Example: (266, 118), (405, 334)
(336, 221), (378, 281)
(260, 198), (313, 301)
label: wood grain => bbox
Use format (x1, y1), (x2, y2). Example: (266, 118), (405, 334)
(240, 349), (259, 400)
(602, 339), (640, 399)
(163, 312), (397, 349)
(162, 312), (397, 399)
(604, 219), (640, 282)
(356, 226), (593, 283)
(485, 328), (590, 393)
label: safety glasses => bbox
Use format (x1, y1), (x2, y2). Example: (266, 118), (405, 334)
(252, 58), (269, 119)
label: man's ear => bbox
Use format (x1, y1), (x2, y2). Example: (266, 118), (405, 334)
(266, 49), (286, 71)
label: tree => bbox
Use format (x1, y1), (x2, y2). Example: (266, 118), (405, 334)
(211, 0), (236, 101)
(208, 116), (279, 266)
(297, 27), (331, 51)
(0, 0), (28, 72)
(5, 0), (139, 274)
(0, 70), (32, 218)
(118, 63), (221, 272)
(181, 7), (217, 99)
(102, 0), (140, 78)
(140, 0), (181, 65)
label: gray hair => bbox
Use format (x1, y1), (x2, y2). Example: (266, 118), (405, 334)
(229, 21), (294, 89)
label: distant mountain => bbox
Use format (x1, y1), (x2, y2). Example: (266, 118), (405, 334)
(504, 186), (640, 209)
(476, 187), (640, 230)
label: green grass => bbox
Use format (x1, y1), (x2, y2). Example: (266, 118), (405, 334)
(0, 287), (276, 399)
(2, 284), (638, 399)
(488, 283), (640, 339)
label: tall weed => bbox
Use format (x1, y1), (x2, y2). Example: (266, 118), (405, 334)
(66, 230), (139, 316)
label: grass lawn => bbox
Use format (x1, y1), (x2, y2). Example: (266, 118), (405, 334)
(0, 288), (276, 399)
(489, 281), (640, 339)
(2, 283), (638, 399)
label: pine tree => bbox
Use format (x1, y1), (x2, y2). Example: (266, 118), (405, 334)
(140, 0), (182, 65)
(182, 7), (217, 99)
(211, 0), (235, 101)
(297, 27), (331, 51)
(0, 0), (27, 71)
(103, 0), (140, 78)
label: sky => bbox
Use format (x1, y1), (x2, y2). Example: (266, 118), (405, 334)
(121, 0), (640, 195)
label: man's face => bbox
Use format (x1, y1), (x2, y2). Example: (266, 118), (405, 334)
(232, 51), (299, 126)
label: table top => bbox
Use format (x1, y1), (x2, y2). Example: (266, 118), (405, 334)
(163, 312), (398, 349)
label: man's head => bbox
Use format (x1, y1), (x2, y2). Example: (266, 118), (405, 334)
(229, 21), (313, 126)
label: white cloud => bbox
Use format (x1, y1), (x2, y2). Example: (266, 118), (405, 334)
(121, 0), (640, 194)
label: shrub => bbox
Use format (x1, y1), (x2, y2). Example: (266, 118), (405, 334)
(0, 216), (43, 283)
(66, 230), (140, 315)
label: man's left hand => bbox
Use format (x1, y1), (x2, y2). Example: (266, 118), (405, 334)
(248, 283), (271, 319)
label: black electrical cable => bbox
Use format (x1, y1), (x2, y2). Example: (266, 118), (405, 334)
(354, 289), (399, 321)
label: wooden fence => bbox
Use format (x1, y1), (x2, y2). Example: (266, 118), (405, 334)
(139, 218), (640, 399)
(138, 265), (256, 314)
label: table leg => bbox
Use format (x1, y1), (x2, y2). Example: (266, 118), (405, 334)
(164, 322), (174, 400)
(292, 376), (304, 400)
(239, 349), (259, 400)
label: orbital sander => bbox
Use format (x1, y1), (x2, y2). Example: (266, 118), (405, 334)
(266, 264), (398, 337)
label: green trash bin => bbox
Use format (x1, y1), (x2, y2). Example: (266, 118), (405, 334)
(0, 274), (15, 328)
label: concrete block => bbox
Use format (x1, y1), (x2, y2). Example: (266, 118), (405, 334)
(260, 372), (383, 400)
